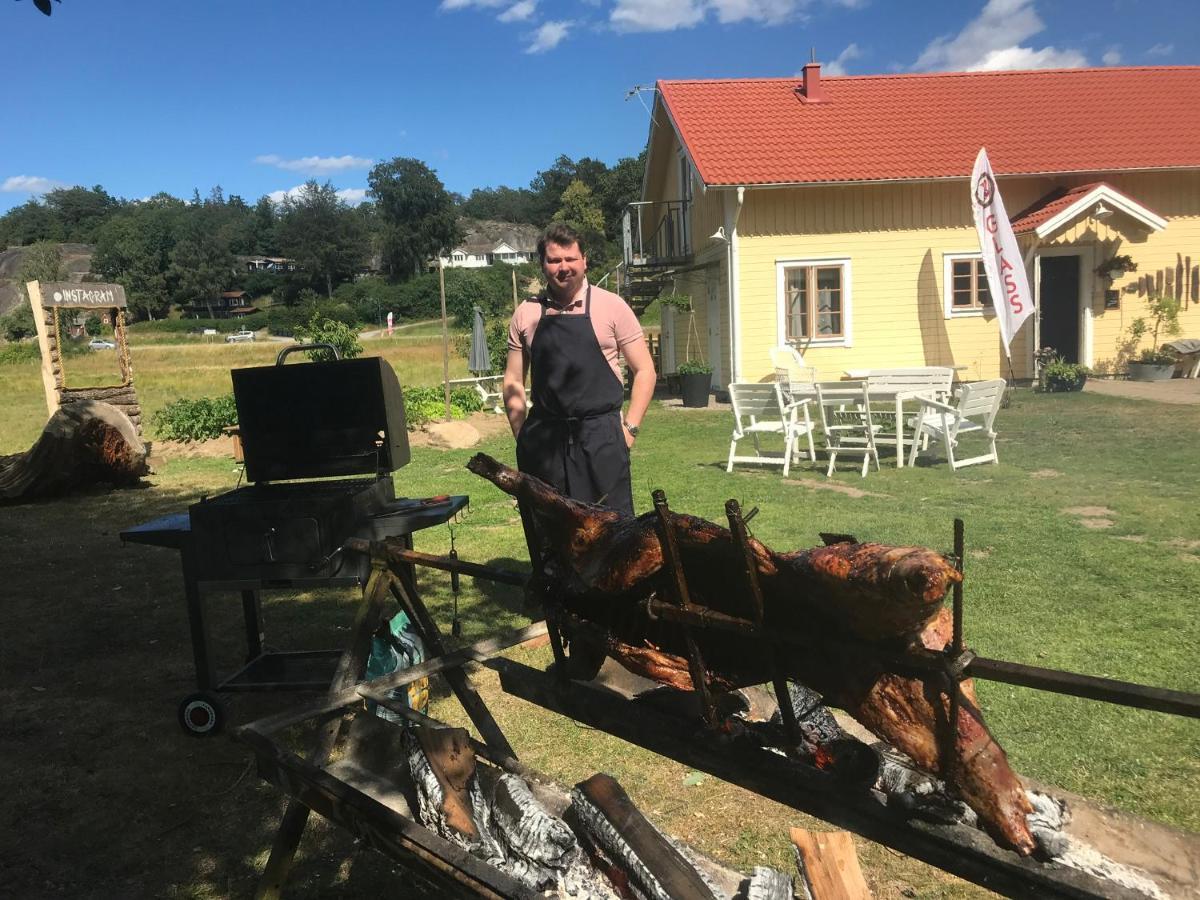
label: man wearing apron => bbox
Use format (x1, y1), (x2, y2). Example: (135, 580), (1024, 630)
(503, 223), (656, 517)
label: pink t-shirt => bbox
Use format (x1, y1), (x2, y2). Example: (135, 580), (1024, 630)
(507, 281), (645, 382)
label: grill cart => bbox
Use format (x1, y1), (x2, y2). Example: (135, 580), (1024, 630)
(121, 345), (467, 736)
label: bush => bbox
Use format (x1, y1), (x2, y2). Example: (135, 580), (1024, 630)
(677, 359), (713, 375)
(1040, 356), (1090, 392)
(293, 313), (363, 362)
(450, 317), (509, 375)
(0, 304), (37, 341)
(401, 386), (484, 430)
(151, 394), (238, 442)
(0, 342), (40, 365)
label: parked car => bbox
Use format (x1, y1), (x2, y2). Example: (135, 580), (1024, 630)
(88, 338), (116, 350)
(225, 329), (255, 343)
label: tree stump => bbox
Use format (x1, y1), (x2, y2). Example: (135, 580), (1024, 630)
(0, 400), (149, 504)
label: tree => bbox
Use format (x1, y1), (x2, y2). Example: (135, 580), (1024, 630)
(92, 195), (185, 321)
(458, 185), (540, 225)
(276, 181), (367, 298)
(3, 242), (66, 341)
(367, 158), (461, 279)
(596, 151), (646, 244)
(42, 185), (121, 242)
(249, 195), (279, 255)
(554, 179), (608, 270)
(0, 199), (63, 246)
(169, 218), (236, 319)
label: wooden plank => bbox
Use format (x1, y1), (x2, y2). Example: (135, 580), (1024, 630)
(790, 829), (871, 900)
(490, 657), (1153, 900)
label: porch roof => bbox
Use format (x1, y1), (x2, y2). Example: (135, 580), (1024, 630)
(1008, 182), (1167, 237)
(656, 66), (1200, 187)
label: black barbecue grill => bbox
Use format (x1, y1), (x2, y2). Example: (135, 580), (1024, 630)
(121, 346), (467, 735)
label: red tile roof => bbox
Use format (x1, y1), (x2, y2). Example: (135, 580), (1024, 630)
(1008, 181), (1165, 234)
(657, 67), (1200, 187)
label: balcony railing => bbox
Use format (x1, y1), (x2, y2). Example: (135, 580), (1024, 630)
(623, 200), (692, 269)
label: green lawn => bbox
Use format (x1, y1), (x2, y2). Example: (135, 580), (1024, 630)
(1, 342), (1197, 898)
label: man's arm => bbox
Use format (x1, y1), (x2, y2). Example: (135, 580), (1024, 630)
(502, 345), (529, 438)
(621, 337), (656, 448)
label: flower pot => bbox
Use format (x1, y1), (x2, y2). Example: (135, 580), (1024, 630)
(679, 372), (711, 408)
(1127, 362), (1175, 382)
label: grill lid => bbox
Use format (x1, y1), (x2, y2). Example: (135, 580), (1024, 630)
(232, 353), (410, 482)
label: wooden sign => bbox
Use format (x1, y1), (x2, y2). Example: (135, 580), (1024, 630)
(33, 281), (127, 308)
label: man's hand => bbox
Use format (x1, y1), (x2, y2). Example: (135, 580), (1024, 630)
(623, 422), (636, 449)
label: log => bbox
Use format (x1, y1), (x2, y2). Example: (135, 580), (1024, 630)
(0, 400), (148, 504)
(789, 829), (872, 900)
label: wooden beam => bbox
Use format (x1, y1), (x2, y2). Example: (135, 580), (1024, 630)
(789, 829), (871, 900)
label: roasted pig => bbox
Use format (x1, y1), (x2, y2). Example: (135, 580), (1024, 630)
(466, 454), (1035, 856)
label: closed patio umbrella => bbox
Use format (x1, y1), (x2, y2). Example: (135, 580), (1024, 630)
(468, 305), (492, 375)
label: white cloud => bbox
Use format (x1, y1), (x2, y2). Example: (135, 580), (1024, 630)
(611, 0), (705, 32)
(440, 0), (506, 8)
(498, 0), (536, 22)
(2, 175), (67, 194)
(1146, 42), (1173, 57)
(709, 0), (799, 25)
(1102, 47), (1122, 66)
(255, 154), (374, 175)
(913, 0), (1087, 72)
(525, 20), (570, 52)
(337, 188), (368, 205)
(821, 42), (862, 76)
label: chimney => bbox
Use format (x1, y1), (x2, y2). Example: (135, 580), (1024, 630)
(800, 60), (824, 103)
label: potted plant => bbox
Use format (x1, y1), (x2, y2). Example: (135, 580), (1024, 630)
(1126, 290), (1181, 381)
(1096, 253), (1137, 283)
(1037, 352), (1090, 392)
(676, 358), (714, 407)
(659, 291), (713, 407)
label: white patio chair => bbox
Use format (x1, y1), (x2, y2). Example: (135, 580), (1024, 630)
(907, 379), (1006, 470)
(726, 382), (816, 478)
(769, 345), (811, 382)
(813, 381), (880, 477)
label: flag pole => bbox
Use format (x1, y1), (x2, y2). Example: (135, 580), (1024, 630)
(439, 258), (451, 421)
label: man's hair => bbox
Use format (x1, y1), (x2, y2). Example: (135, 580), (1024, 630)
(537, 222), (585, 262)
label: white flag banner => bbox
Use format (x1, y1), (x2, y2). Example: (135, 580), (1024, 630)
(971, 148), (1034, 358)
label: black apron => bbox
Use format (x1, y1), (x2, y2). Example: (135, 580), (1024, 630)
(515, 286), (634, 517)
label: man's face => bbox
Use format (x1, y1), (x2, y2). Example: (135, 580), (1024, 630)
(541, 241), (587, 301)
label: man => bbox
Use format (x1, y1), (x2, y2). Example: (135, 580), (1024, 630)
(503, 223), (655, 517)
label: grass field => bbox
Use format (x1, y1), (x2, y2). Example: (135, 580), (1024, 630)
(1, 339), (1197, 898)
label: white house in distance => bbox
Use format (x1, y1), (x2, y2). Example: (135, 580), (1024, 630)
(437, 219), (539, 269)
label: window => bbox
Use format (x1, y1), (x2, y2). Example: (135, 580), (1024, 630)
(777, 260), (851, 346)
(944, 253), (992, 317)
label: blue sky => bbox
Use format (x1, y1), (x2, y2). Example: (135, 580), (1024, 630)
(1, 0), (1196, 216)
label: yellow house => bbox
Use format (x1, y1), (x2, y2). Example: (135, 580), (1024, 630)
(628, 64), (1200, 387)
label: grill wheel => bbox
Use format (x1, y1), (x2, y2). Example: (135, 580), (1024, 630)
(178, 691), (226, 737)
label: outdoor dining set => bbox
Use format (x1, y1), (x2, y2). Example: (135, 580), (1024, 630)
(726, 346), (1006, 478)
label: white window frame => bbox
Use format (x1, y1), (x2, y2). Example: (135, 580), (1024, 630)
(943, 252), (993, 319)
(775, 257), (853, 349)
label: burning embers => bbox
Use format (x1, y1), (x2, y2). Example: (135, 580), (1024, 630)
(405, 723), (788, 898)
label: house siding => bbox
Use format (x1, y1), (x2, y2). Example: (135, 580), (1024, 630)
(729, 172), (1200, 385)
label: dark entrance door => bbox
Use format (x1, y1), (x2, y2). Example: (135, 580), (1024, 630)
(1039, 255), (1081, 363)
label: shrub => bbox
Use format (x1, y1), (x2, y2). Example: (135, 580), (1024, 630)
(293, 313), (363, 362)
(0, 342), (40, 365)
(1040, 356), (1090, 392)
(401, 386), (484, 430)
(151, 394), (238, 442)
(677, 359), (713, 375)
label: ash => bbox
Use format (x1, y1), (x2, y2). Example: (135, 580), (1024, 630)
(1025, 792), (1170, 900)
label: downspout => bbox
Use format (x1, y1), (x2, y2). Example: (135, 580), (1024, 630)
(727, 186), (746, 383)
(1022, 236), (1042, 378)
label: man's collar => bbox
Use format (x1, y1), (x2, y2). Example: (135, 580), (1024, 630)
(544, 280), (588, 311)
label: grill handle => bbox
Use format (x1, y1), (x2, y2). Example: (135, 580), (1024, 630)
(275, 343), (341, 366)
